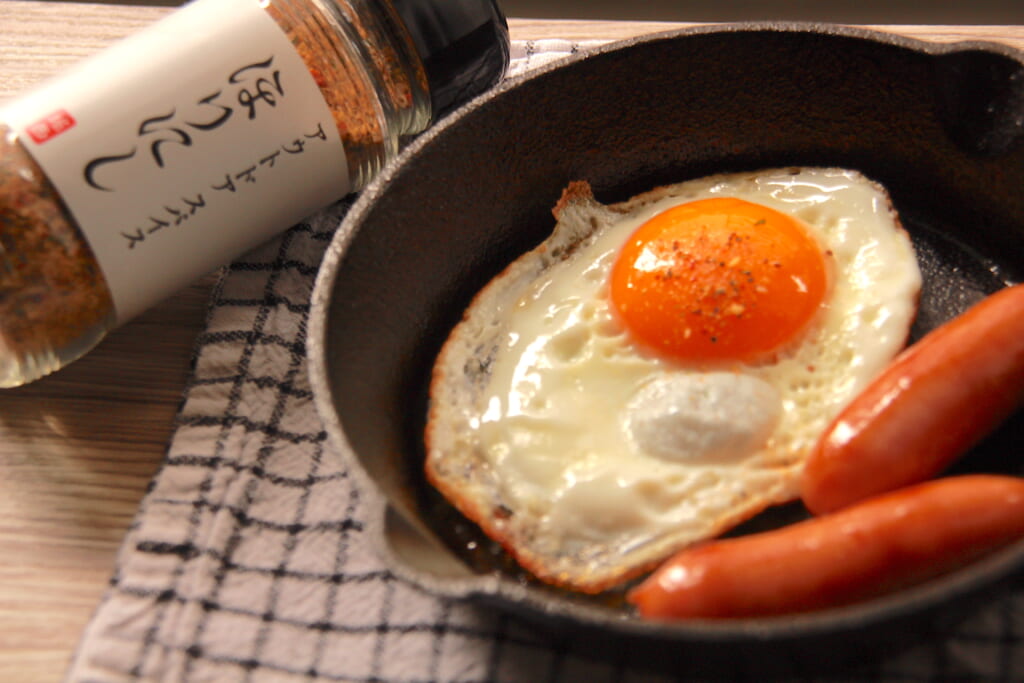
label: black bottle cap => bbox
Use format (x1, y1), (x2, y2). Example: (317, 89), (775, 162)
(390, 0), (511, 117)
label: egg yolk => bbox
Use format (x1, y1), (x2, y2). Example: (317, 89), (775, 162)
(610, 197), (827, 363)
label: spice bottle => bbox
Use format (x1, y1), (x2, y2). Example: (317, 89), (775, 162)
(0, 0), (509, 387)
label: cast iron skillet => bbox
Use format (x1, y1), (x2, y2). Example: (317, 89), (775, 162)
(309, 23), (1024, 677)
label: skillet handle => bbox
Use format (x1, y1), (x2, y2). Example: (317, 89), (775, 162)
(932, 47), (1024, 156)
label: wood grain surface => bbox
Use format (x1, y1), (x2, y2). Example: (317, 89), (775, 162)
(0, 2), (1021, 679)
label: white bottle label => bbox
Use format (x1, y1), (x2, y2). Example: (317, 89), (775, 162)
(2, 0), (349, 321)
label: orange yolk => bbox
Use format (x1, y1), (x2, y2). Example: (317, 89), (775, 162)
(610, 197), (828, 363)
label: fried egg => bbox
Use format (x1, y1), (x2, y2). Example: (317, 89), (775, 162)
(425, 168), (922, 593)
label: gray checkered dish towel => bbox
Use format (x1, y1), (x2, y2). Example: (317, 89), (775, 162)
(68, 39), (1024, 683)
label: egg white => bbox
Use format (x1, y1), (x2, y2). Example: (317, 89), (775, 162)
(426, 167), (922, 591)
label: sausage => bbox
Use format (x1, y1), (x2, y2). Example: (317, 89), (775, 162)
(628, 475), (1024, 620)
(801, 283), (1024, 515)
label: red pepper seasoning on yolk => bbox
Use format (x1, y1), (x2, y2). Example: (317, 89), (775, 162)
(610, 197), (828, 363)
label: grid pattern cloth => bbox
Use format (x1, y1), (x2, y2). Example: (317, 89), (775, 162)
(68, 39), (1024, 683)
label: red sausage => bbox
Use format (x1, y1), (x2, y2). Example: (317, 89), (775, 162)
(802, 283), (1024, 515)
(628, 475), (1024, 620)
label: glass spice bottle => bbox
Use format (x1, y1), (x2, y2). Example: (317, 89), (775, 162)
(0, 0), (509, 387)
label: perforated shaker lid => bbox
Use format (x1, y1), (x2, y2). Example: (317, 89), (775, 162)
(390, 0), (510, 116)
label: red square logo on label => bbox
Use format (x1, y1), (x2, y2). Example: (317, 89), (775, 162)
(26, 109), (76, 144)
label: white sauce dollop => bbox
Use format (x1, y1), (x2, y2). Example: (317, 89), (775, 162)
(624, 372), (782, 464)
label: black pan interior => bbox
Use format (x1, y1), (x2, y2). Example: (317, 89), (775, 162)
(312, 24), (1024, 674)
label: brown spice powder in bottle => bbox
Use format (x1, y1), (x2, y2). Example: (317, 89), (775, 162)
(0, 0), (508, 387)
(0, 129), (115, 382)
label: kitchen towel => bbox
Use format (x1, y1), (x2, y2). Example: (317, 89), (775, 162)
(68, 38), (1024, 683)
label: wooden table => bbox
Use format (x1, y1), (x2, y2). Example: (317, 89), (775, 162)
(0, 3), (1021, 679)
